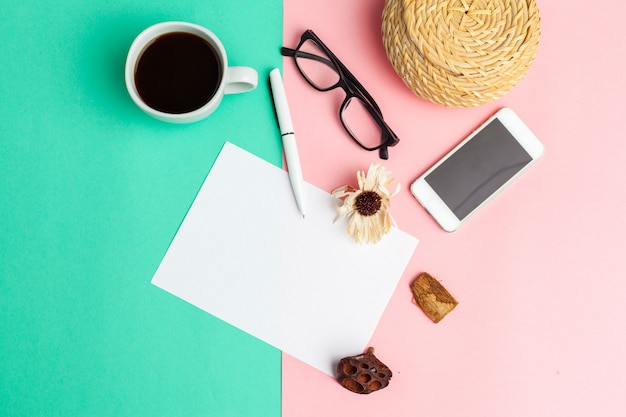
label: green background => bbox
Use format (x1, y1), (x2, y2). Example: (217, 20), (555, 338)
(0, 1), (282, 416)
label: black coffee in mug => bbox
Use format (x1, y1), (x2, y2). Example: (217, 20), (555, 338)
(134, 32), (222, 114)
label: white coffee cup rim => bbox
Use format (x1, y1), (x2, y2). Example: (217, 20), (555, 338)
(125, 21), (229, 123)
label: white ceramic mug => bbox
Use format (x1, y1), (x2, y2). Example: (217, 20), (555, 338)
(125, 21), (258, 123)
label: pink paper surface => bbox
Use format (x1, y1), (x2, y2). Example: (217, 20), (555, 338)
(281, 0), (626, 416)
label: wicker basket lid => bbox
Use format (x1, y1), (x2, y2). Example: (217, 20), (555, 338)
(382, 0), (540, 107)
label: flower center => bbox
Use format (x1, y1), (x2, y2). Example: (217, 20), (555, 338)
(355, 191), (382, 216)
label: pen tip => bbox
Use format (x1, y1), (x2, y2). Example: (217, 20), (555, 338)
(302, 214), (306, 219)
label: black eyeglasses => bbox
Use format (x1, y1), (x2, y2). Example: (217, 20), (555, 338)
(281, 30), (399, 160)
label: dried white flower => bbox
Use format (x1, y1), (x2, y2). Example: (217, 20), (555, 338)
(331, 164), (400, 244)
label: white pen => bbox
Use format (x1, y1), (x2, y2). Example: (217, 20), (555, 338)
(269, 68), (306, 218)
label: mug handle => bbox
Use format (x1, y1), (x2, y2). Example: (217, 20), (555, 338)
(224, 66), (258, 94)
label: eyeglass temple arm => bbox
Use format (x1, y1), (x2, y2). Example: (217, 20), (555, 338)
(280, 47), (336, 70)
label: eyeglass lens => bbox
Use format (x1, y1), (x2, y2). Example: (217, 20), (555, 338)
(295, 39), (386, 151)
(341, 97), (386, 150)
(295, 39), (340, 90)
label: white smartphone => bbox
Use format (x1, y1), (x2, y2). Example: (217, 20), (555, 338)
(411, 107), (544, 232)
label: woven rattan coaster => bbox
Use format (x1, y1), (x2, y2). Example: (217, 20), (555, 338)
(382, 0), (540, 107)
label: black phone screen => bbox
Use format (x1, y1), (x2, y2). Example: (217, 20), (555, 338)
(425, 119), (533, 220)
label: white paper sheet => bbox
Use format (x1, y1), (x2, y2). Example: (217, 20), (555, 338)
(151, 142), (419, 376)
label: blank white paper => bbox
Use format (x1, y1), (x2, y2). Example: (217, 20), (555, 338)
(151, 142), (419, 376)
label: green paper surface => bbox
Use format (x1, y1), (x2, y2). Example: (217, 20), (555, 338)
(0, 1), (282, 416)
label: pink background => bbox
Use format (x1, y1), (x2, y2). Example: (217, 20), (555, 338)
(281, 0), (626, 416)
